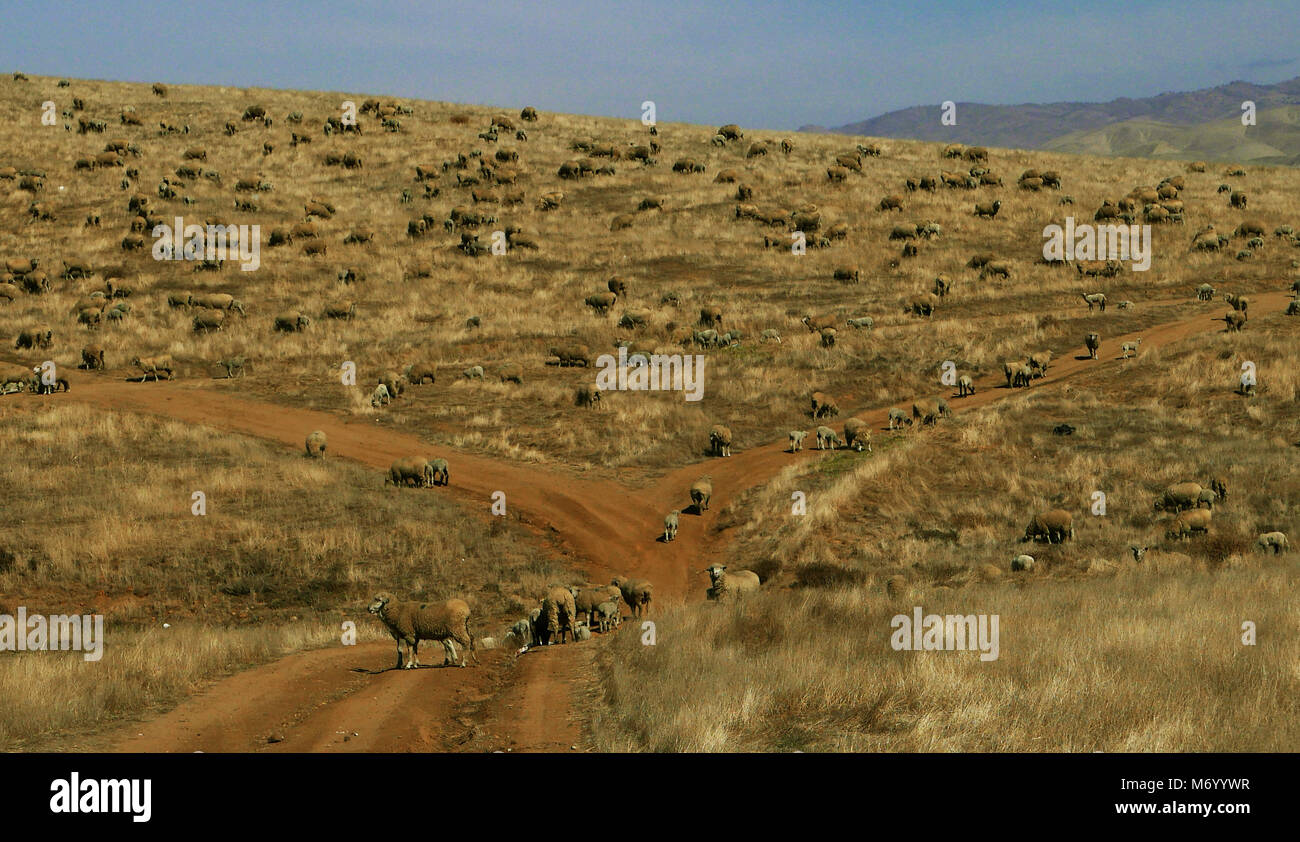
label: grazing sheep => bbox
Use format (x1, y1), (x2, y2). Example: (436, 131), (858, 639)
(905, 294), (938, 316)
(80, 345), (105, 370)
(704, 565), (760, 601)
(585, 291), (617, 314)
(820, 327), (837, 348)
(1221, 311), (1247, 332)
(911, 399), (941, 426)
(699, 305), (723, 328)
(1166, 508), (1211, 541)
(575, 384), (602, 409)
(810, 390), (839, 419)
(1011, 554), (1035, 572)
(843, 417), (872, 452)
(815, 425), (842, 449)
(15, 326), (53, 350)
(663, 510), (679, 542)
(1121, 339), (1141, 359)
(888, 408), (911, 430)
(788, 430), (807, 451)
(1196, 489), (1217, 510)
(760, 328), (781, 343)
(367, 593), (476, 669)
(1197, 283), (1215, 301)
(461, 365), (485, 380)
(305, 430), (327, 457)
(690, 476), (713, 511)
(834, 265), (860, 282)
(1286, 300), (1300, 316)
(1154, 482), (1202, 512)
(274, 312), (311, 332)
(497, 362), (523, 384)
(1085, 332), (1101, 359)
(709, 424), (733, 457)
(1210, 477), (1228, 501)
(611, 576), (653, 618)
(846, 317), (874, 330)
(1255, 531), (1289, 554)
(1023, 509), (1075, 543)
(369, 383), (392, 408)
(384, 456), (428, 487)
(878, 195), (903, 212)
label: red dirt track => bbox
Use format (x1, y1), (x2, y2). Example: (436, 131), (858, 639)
(20, 289), (1291, 752)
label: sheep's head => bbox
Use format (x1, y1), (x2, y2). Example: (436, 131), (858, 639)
(704, 565), (726, 585)
(367, 593), (392, 615)
(1130, 546), (1148, 563)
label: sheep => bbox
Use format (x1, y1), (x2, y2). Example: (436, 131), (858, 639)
(690, 476), (713, 511)
(1121, 339), (1141, 359)
(1166, 508), (1211, 541)
(132, 356), (174, 381)
(1011, 554), (1035, 572)
(305, 430), (327, 457)
(1286, 300), (1300, 316)
(846, 317), (874, 330)
(878, 195), (903, 212)
(1154, 482), (1202, 512)
(80, 345), (105, 370)
(1224, 293), (1249, 315)
(663, 510), (680, 542)
(810, 390), (839, 419)
(462, 365), (485, 380)
(820, 327), (837, 348)
(497, 363), (523, 384)
(585, 292), (617, 314)
(974, 200), (1001, 219)
(788, 430), (807, 451)
(911, 399), (941, 426)
(704, 565), (760, 601)
(385, 456), (427, 487)
(760, 328), (782, 343)
(815, 425), (842, 449)
(888, 408), (911, 430)
(834, 265), (861, 282)
(843, 417), (872, 452)
(594, 601), (621, 632)
(611, 576), (653, 618)
(325, 301), (357, 321)
(1028, 350), (1052, 378)
(1229, 191), (1247, 209)
(1023, 509), (1075, 543)
(1197, 283), (1215, 301)
(1196, 489), (1217, 510)
(367, 593), (476, 669)
(702, 424), (732, 457)
(1085, 332), (1101, 359)
(274, 312), (311, 332)
(15, 326), (53, 350)
(1221, 311), (1247, 332)
(1255, 531), (1289, 554)
(1081, 292), (1107, 312)
(575, 384), (602, 409)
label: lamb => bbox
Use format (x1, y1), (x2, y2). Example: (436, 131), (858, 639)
(663, 510), (680, 542)
(1121, 339), (1141, 359)
(1085, 332), (1101, 359)
(690, 476), (713, 511)
(709, 424), (733, 457)
(957, 375), (975, 397)
(611, 577), (653, 618)
(1166, 508), (1211, 541)
(427, 458), (450, 487)
(305, 430), (327, 457)
(594, 601), (621, 632)
(1154, 482), (1202, 512)
(788, 430), (807, 451)
(1011, 554), (1035, 572)
(888, 408), (911, 430)
(1023, 509), (1075, 543)
(1081, 292), (1107, 311)
(370, 383), (391, 408)
(1255, 531), (1289, 553)
(704, 565), (761, 601)
(815, 425), (842, 449)
(367, 593), (477, 669)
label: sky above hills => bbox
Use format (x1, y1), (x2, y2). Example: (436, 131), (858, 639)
(4, 0), (1299, 130)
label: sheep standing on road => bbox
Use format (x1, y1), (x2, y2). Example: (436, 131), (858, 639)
(957, 375), (975, 397)
(709, 424), (732, 456)
(663, 510), (680, 542)
(789, 430), (807, 451)
(1085, 332), (1101, 359)
(690, 476), (713, 511)
(537, 586), (580, 645)
(612, 576), (653, 618)
(305, 430), (327, 457)
(367, 592), (477, 669)
(816, 425), (842, 449)
(1121, 338), (1141, 359)
(704, 565), (760, 601)
(888, 408), (911, 430)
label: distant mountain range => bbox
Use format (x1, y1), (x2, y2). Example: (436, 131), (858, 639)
(799, 77), (1300, 165)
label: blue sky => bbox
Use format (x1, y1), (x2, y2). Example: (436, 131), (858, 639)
(4, 0), (1298, 129)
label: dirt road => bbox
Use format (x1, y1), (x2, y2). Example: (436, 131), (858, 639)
(23, 290), (1291, 752)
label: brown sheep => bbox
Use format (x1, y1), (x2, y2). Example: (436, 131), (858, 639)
(367, 593), (477, 668)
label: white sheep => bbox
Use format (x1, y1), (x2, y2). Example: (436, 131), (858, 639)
(789, 430), (806, 451)
(1255, 531), (1289, 554)
(663, 509), (679, 542)
(703, 564), (760, 600)
(1011, 554), (1035, 572)
(367, 592), (478, 669)
(370, 382), (391, 407)
(1121, 338), (1142, 359)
